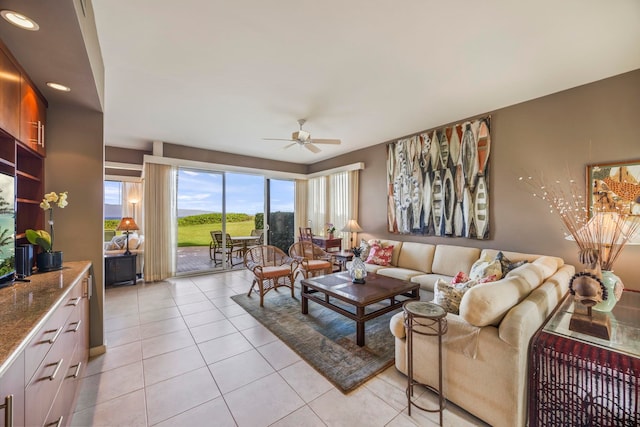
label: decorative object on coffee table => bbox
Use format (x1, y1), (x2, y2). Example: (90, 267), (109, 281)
(26, 191), (69, 272)
(116, 217), (139, 255)
(349, 246), (367, 284)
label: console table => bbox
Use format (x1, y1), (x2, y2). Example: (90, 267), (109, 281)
(311, 236), (342, 253)
(105, 253), (137, 286)
(528, 290), (639, 426)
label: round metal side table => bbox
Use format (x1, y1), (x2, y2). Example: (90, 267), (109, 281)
(403, 300), (448, 425)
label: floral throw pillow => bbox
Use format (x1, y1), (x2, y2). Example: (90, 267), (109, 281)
(452, 271), (470, 284)
(107, 235), (127, 250)
(359, 239), (372, 260)
(365, 244), (394, 266)
(434, 278), (478, 314)
(469, 255), (503, 281)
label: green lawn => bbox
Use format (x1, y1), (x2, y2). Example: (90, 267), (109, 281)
(177, 220), (255, 246)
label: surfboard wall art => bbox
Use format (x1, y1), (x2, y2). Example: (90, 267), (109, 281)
(387, 116), (491, 239)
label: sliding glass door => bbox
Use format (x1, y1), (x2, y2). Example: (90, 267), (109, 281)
(267, 179), (295, 253)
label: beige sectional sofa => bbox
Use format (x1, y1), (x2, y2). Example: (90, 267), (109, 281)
(355, 240), (574, 427)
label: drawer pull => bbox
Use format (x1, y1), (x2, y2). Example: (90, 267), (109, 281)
(70, 362), (82, 378)
(47, 327), (63, 344)
(68, 297), (81, 306)
(0, 394), (13, 427)
(69, 320), (82, 332)
(47, 415), (63, 427)
(48, 359), (64, 381)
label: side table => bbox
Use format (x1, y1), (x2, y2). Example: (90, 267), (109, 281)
(105, 253), (137, 286)
(529, 290), (639, 426)
(403, 301), (448, 425)
(332, 251), (354, 271)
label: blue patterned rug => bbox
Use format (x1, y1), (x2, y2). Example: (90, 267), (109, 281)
(231, 289), (400, 393)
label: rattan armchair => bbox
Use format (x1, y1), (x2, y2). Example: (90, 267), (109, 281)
(288, 241), (333, 280)
(244, 245), (299, 307)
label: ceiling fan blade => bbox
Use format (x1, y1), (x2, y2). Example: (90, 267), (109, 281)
(310, 138), (341, 145)
(263, 138), (295, 142)
(305, 143), (321, 153)
(283, 142), (298, 149)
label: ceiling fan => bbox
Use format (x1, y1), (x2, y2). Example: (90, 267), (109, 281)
(262, 119), (341, 153)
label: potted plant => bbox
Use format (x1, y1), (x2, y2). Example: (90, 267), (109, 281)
(26, 191), (68, 272)
(326, 223), (336, 239)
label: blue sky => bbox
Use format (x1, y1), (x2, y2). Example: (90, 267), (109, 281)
(105, 170), (294, 215)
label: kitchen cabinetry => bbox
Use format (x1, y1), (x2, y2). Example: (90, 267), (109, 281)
(0, 262), (91, 427)
(0, 353), (24, 427)
(20, 76), (46, 156)
(16, 143), (44, 242)
(0, 47), (20, 139)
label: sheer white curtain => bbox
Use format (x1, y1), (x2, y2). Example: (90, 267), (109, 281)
(330, 170), (359, 248)
(122, 182), (143, 232)
(143, 163), (177, 281)
(294, 179), (308, 238)
(307, 176), (327, 236)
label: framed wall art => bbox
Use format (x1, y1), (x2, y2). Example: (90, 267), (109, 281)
(387, 116), (491, 239)
(587, 159), (640, 216)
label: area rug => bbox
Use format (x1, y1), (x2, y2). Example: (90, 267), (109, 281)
(231, 289), (399, 393)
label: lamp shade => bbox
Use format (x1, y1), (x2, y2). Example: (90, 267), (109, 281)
(116, 217), (139, 232)
(341, 219), (363, 233)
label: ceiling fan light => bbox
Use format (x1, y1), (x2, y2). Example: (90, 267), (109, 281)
(292, 130), (310, 142)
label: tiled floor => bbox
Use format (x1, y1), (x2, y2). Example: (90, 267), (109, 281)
(71, 270), (488, 426)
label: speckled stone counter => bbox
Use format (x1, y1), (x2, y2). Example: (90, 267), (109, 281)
(0, 261), (91, 375)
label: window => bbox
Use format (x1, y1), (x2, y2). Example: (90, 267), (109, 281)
(104, 180), (122, 227)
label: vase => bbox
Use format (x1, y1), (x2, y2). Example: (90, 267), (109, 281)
(328, 233), (334, 239)
(592, 270), (623, 312)
(349, 255), (367, 284)
(36, 251), (63, 272)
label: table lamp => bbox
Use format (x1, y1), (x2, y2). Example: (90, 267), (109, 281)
(341, 219), (363, 248)
(116, 217), (139, 255)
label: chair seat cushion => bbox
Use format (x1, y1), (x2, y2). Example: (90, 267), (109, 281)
(260, 265), (292, 278)
(305, 260), (332, 270)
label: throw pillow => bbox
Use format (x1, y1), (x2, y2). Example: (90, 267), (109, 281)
(365, 244), (394, 266)
(107, 235), (127, 250)
(359, 239), (372, 260)
(452, 271), (470, 284)
(434, 278), (477, 314)
(495, 251), (527, 276)
(469, 255), (503, 282)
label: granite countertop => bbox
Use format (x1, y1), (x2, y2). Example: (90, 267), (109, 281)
(0, 261), (91, 375)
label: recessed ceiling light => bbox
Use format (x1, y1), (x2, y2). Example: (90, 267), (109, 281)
(46, 82), (71, 92)
(0, 10), (39, 31)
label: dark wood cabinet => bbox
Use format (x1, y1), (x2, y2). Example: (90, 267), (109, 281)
(0, 46), (20, 139)
(19, 75), (46, 156)
(105, 254), (138, 286)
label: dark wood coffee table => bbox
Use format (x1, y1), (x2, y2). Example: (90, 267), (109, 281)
(300, 271), (420, 346)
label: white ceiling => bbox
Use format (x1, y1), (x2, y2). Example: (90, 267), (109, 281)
(90, 0), (640, 164)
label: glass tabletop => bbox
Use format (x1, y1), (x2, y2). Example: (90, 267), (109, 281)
(404, 301), (446, 319)
(544, 290), (640, 357)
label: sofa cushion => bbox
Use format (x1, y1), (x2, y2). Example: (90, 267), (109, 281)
(410, 273), (454, 292)
(127, 233), (140, 249)
(365, 244), (394, 266)
(377, 267), (424, 282)
(431, 245), (481, 276)
(460, 262), (547, 327)
(395, 242), (435, 273)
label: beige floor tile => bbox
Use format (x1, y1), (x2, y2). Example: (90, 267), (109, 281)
(141, 329), (195, 359)
(106, 324), (141, 348)
(377, 365), (409, 391)
(105, 300), (140, 319)
(177, 300), (216, 316)
(386, 412), (435, 427)
(145, 367), (220, 425)
(138, 306), (181, 324)
(143, 345), (206, 386)
(228, 312), (261, 330)
(309, 387), (399, 427)
(257, 340), (301, 371)
(71, 389), (147, 427)
(153, 397), (236, 427)
(240, 324), (278, 347)
(104, 313), (140, 333)
(204, 287), (238, 298)
(189, 318), (238, 343)
(224, 373), (305, 427)
(76, 361), (144, 412)
(197, 332), (253, 364)
(210, 295), (239, 308)
(365, 376), (409, 412)
(85, 341), (143, 377)
(279, 360), (334, 403)
(139, 316), (187, 339)
(183, 308), (226, 328)
(169, 283), (203, 297)
(138, 297), (176, 313)
(269, 405), (327, 427)
(208, 349), (274, 393)
(403, 390), (488, 427)
(217, 303), (248, 318)
(172, 291), (208, 305)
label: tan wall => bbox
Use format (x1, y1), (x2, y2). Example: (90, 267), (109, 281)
(46, 104), (105, 348)
(311, 69), (640, 290)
